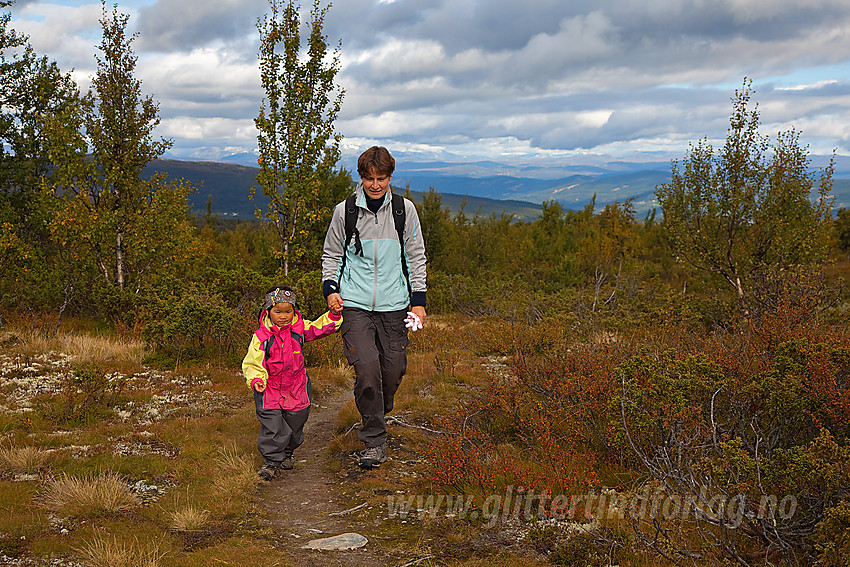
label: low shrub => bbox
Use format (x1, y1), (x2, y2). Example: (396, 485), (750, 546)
(142, 290), (236, 363)
(32, 365), (126, 426)
(814, 499), (850, 565)
(614, 318), (850, 565)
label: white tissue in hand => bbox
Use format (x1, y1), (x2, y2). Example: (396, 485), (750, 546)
(404, 312), (422, 331)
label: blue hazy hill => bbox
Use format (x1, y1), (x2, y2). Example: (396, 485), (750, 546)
(145, 158), (850, 222)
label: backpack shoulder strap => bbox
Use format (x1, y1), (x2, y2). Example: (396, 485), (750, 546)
(343, 194), (357, 248)
(262, 331), (304, 362)
(391, 193), (406, 236)
(338, 195), (360, 290)
(343, 194), (363, 257)
(289, 329), (304, 348)
(261, 335), (274, 362)
(391, 193), (411, 296)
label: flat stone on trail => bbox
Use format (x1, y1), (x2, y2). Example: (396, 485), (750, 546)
(302, 532), (368, 551)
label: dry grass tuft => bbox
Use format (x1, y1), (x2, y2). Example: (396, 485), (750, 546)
(328, 431), (361, 455)
(13, 328), (145, 366)
(592, 330), (620, 345)
(43, 472), (137, 517)
(326, 360), (354, 387)
(215, 445), (254, 472)
(75, 534), (165, 567)
(58, 333), (146, 366)
(211, 446), (256, 500)
(168, 504), (211, 533)
(0, 444), (50, 474)
(333, 398), (361, 435)
(328, 400), (363, 457)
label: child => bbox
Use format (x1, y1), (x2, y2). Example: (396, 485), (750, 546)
(242, 286), (341, 480)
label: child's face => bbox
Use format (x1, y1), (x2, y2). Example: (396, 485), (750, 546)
(268, 302), (295, 327)
(360, 169), (391, 200)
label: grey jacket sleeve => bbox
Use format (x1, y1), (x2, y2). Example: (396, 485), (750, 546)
(321, 201), (346, 296)
(403, 198), (427, 294)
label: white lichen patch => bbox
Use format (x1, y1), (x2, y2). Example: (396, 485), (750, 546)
(1, 353), (233, 427)
(0, 352), (72, 412)
(132, 478), (171, 505)
(113, 437), (180, 459)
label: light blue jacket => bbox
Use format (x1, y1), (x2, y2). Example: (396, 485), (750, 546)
(321, 184), (427, 312)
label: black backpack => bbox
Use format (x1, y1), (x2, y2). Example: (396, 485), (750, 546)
(341, 193), (411, 295)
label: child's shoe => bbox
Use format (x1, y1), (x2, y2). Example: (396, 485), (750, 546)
(258, 461), (279, 481)
(280, 455), (294, 470)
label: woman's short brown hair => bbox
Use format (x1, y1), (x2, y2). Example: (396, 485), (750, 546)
(357, 146), (395, 177)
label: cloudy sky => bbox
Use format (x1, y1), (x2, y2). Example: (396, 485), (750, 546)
(8, 0), (850, 173)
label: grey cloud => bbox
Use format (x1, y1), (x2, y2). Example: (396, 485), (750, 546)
(18, 0), (850, 163)
(334, 8), (834, 104)
(333, 0), (850, 84)
(9, 0), (37, 10)
(771, 80), (850, 98)
(136, 0), (267, 51)
(329, 1), (736, 54)
(342, 83), (741, 153)
(328, 0), (573, 54)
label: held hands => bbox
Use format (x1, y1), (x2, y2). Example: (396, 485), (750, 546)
(328, 293), (344, 316)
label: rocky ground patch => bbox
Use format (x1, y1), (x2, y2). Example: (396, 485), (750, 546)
(0, 330), (569, 566)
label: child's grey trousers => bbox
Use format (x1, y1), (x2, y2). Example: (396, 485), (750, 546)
(254, 390), (310, 463)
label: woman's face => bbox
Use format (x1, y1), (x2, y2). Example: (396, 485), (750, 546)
(361, 169), (391, 200)
(269, 302), (295, 327)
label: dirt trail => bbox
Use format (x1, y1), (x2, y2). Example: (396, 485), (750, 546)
(257, 387), (405, 567)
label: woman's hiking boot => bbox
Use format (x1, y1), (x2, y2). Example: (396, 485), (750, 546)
(258, 461), (279, 481)
(358, 444), (387, 469)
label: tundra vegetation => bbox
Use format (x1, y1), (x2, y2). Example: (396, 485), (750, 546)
(1, 1), (850, 566)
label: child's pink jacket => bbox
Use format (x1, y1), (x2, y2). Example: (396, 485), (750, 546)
(242, 309), (341, 411)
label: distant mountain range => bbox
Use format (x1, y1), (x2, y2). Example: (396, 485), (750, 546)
(391, 169), (668, 216)
(142, 159), (547, 221)
(144, 157), (850, 222)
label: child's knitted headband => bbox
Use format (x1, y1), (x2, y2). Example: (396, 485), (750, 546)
(264, 288), (297, 310)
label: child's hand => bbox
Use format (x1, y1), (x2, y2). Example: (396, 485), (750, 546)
(252, 380), (266, 393)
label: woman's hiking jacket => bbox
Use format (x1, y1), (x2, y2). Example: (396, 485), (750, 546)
(321, 184), (427, 312)
(242, 309), (341, 411)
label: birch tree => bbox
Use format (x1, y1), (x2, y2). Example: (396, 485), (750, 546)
(255, 0), (345, 274)
(655, 81), (833, 313)
(0, 0), (77, 309)
(46, 2), (193, 294)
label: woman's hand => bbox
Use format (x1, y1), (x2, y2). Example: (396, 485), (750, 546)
(411, 305), (426, 326)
